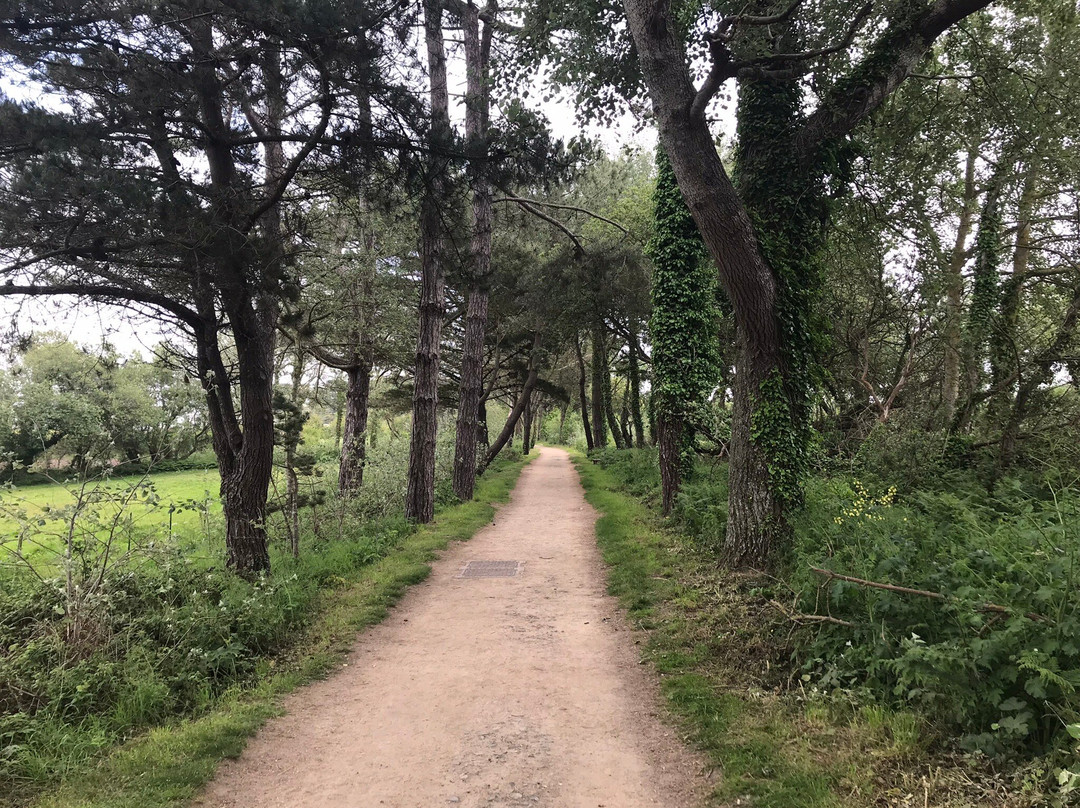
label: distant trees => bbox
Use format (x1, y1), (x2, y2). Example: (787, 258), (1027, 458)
(0, 0), (417, 573)
(0, 335), (208, 472)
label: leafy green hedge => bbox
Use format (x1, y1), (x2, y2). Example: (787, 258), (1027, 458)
(793, 478), (1080, 757)
(586, 448), (1080, 762)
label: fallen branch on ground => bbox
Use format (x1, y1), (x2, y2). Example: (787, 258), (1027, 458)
(768, 599), (855, 628)
(809, 567), (1046, 622)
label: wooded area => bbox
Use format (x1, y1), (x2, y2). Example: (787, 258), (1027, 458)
(1, 0), (1079, 804)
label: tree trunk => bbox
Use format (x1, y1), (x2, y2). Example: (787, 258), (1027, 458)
(989, 165), (1035, 425)
(590, 322), (608, 448)
(574, 334), (594, 450)
(622, 0), (989, 567)
(405, 0), (450, 523)
(602, 344), (625, 450)
(339, 358), (373, 496)
(998, 283), (1080, 473)
(285, 344), (303, 557)
(942, 150), (977, 422)
(522, 397), (534, 454)
(657, 413), (682, 515)
(627, 318), (645, 448)
(451, 1), (494, 503)
(478, 335), (540, 474)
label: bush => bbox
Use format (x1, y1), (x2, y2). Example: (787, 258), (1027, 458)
(0, 508), (416, 790)
(791, 477), (1080, 757)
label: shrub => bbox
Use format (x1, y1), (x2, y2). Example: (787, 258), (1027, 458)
(791, 478), (1080, 757)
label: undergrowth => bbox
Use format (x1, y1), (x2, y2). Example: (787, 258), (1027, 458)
(0, 451), (528, 808)
(577, 448), (1068, 806)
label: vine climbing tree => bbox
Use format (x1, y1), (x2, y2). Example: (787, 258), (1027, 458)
(646, 150), (719, 515)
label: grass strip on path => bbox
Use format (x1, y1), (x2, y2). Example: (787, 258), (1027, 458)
(571, 452), (850, 808)
(31, 455), (531, 808)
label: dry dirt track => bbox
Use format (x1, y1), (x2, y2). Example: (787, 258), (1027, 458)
(195, 446), (704, 808)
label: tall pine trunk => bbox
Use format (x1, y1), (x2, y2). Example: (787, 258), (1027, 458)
(451, 1), (494, 502)
(574, 334), (594, 449)
(339, 356), (373, 495)
(405, 0), (450, 523)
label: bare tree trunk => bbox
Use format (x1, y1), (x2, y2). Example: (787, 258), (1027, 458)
(590, 322), (607, 448)
(406, 0), (450, 523)
(657, 413), (682, 515)
(478, 335), (540, 474)
(942, 150), (977, 422)
(339, 356), (373, 495)
(333, 386), (344, 452)
(285, 344), (303, 557)
(451, 1), (495, 502)
(628, 318), (645, 448)
(522, 397), (534, 454)
(602, 346), (625, 450)
(574, 334), (594, 450)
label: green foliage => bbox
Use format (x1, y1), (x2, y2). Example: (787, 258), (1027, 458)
(791, 478), (1080, 757)
(733, 78), (828, 512)
(0, 453), (530, 806)
(645, 149), (720, 430)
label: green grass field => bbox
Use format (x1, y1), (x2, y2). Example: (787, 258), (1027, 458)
(0, 469), (222, 565)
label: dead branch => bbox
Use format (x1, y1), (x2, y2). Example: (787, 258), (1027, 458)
(810, 567), (1045, 622)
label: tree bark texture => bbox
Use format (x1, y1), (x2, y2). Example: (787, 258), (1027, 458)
(657, 413), (682, 515)
(942, 149), (977, 422)
(575, 334), (594, 449)
(339, 359), (373, 495)
(627, 319), (645, 448)
(590, 322), (608, 448)
(406, 0), (450, 523)
(451, 1), (494, 502)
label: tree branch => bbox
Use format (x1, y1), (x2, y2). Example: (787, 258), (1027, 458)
(796, 0), (993, 158)
(0, 283), (203, 329)
(495, 197), (584, 255)
(493, 196), (628, 234)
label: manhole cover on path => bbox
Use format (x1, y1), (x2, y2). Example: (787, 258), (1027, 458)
(458, 560), (524, 578)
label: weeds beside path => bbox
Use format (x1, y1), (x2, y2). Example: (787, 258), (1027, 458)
(21, 455), (530, 808)
(572, 451), (1051, 808)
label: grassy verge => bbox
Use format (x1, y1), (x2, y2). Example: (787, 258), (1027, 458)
(25, 454), (530, 808)
(572, 452), (1048, 808)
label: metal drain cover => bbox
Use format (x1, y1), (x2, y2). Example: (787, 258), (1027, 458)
(458, 560), (524, 578)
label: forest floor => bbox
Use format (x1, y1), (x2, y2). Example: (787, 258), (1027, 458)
(193, 446), (706, 808)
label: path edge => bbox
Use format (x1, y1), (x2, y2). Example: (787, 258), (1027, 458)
(32, 453), (536, 808)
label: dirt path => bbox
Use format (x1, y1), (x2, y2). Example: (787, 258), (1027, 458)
(196, 447), (704, 808)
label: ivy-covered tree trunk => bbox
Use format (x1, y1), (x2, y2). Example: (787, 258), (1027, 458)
(646, 150), (719, 516)
(405, 0), (450, 523)
(623, 0), (990, 566)
(989, 166), (1035, 425)
(962, 161), (1008, 412)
